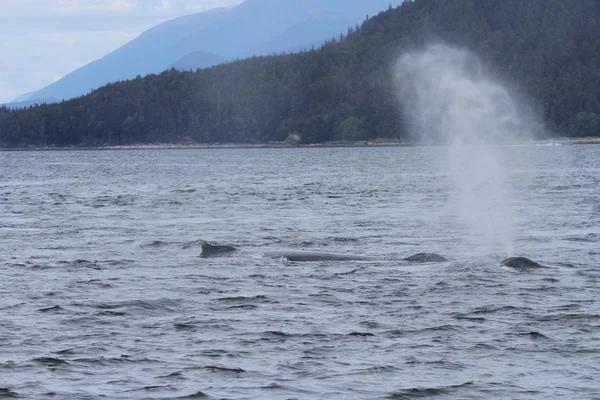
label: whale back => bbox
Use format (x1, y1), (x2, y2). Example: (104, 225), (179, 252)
(500, 257), (544, 270)
(404, 253), (447, 263)
(266, 250), (373, 262)
(200, 242), (372, 261)
(201, 242), (237, 258)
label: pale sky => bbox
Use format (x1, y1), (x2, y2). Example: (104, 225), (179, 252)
(0, 0), (243, 103)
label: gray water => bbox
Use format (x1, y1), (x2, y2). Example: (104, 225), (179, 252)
(1, 145), (599, 399)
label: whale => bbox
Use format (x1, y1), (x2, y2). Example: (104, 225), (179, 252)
(201, 243), (237, 257)
(404, 253), (448, 262)
(500, 256), (544, 270)
(201, 242), (374, 261)
(201, 243), (547, 269)
(201, 242), (448, 263)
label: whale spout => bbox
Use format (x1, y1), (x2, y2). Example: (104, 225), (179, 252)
(201, 242), (237, 258)
(500, 257), (544, 270)
(404, 253), (447, 263)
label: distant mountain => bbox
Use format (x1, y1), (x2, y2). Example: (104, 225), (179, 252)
(2, 0), (598, 148)
(14, 0), (402, 105)
(10, 90), (37, 103)
(171, 51), (227, 71)
(1, 97), (58, 110)
(250, 13), (361, 55)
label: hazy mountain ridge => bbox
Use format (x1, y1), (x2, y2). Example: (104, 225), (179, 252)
(13, 0), (401, 105)
(171, 52), (227, 71)
(250, 13), (363, 56)
(1, 97), (58, 110)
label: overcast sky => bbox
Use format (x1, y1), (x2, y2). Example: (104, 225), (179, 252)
(0, 0), (243, 103)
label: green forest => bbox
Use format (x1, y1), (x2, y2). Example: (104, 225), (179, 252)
(1, 0), (599, 148)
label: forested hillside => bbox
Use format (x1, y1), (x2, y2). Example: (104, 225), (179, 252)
(1, 0), (599, 147)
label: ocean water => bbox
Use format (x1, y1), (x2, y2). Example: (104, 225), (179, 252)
(1, 145), (599, 399)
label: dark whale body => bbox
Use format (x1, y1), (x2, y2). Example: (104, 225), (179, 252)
(201, 244), (544, 269)
(201, 242), (373, 261)
(265, 251), (374, 262)
(500, 257), (544, 270)
(404, 253), (448, 263)
(201, 242), (447, 263)
(201, 243), (237, 257)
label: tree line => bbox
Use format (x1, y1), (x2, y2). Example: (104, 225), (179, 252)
(1, 0), (599, 148)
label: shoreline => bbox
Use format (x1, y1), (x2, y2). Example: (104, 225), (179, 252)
(1, 137), (599, 152)
(0, 141), (410, 152)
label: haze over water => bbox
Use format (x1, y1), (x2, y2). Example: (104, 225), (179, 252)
(1, 146), (599, 399)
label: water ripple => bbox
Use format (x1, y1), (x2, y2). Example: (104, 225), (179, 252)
(0, 147), (599, 398)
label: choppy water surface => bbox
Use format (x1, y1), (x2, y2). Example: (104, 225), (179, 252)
(1, 145), (599, 399)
